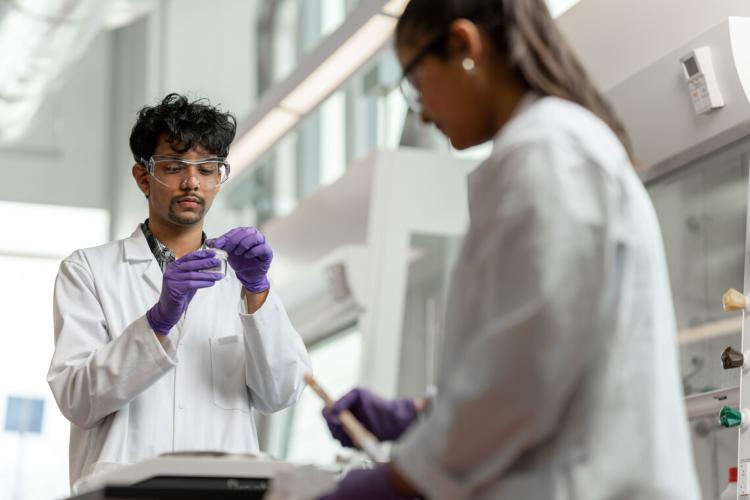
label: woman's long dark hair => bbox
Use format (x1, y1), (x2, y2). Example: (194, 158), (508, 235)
(396, 0), (635, 162)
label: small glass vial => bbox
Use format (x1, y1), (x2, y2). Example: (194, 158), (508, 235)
(205, 248), (228, 277)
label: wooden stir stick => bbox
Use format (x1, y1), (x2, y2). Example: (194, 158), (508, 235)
(304, 373), (387, 462)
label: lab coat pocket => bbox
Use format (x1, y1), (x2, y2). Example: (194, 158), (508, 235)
(209, 335), (250, 413)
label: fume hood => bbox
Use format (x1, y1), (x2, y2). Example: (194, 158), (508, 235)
(607, 16), (750, 499)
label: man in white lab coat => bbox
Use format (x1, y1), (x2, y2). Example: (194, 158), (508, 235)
(47, 93), (311, 486)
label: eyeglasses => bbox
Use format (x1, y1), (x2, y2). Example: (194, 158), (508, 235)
(398, 33), (449, 114)
(140, 156), (230, 189)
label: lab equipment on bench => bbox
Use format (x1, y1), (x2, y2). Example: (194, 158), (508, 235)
(66, 453), (291, 500)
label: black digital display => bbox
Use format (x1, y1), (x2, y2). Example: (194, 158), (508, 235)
(683, 56), (700, 77)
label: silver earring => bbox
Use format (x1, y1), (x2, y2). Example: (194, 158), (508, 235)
(462, 58), (476, 71)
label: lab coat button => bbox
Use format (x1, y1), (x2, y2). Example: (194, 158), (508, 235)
(178, 402), (185, 410)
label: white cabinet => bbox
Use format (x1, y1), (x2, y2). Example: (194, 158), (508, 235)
(264, 147), (476, 397)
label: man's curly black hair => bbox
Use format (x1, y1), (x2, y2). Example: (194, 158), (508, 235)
(129, 93), (237, 164)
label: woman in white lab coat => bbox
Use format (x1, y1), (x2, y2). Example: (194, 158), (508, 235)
(319, 0), (701, 499)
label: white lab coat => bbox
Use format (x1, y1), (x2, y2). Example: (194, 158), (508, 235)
(47, 227), (311, 486)
(392, 95), (701, 499)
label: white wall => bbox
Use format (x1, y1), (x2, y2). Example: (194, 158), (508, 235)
(109, 0), (260, 240)
(0, 32), (112, 209)
(108, 10), (163, 240)
(558, 0), (750, 90)
(160, 0), (257, 116)
(0, 16), (114, 500)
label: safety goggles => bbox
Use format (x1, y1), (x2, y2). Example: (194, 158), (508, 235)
(398, 33), (449, 114)
(140, 156), (231, 189)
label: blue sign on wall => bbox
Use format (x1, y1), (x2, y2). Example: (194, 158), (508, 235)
(4, 396), (44, 434)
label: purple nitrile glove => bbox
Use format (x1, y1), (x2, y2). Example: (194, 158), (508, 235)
(146, 250), (223, 335)
(317, 464), (415, 500)
(322, 388), (417, 447)
(206, 227), (272, 293)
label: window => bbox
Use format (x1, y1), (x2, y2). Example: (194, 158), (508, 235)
(0, 201), (108, 500)
(265, 326), (362, 464)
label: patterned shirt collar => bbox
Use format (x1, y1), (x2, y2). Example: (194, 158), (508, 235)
(140, 219), (207, 272)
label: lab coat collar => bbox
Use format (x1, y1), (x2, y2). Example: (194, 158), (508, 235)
(492, 91), (540, 152)
(123, 225), (161, 293)
(123, 226), (155, 262)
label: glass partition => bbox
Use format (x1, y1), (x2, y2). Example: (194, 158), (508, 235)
(266, 0), (357, 88)
(646, 138), (750, 500)
(397, 233), (463, 397)
(646, 139), (750, 396)
(263, 326), (362, 464)
(226, 48), (406, 228)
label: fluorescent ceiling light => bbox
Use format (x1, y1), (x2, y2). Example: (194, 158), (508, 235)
(281, 14), (397, 115)
(229, 2), (399, 176)
(0, 0), (109, 142)
(382, 0), (409, 17)
(227, 108), (299, 173)
(546, 0), (581, 18)
(385, 0), (574, 20)
(228, 0), (576, 176)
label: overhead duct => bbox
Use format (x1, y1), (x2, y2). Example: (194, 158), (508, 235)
(278, 259), (364, 344)
(0, 0), (112, 142)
